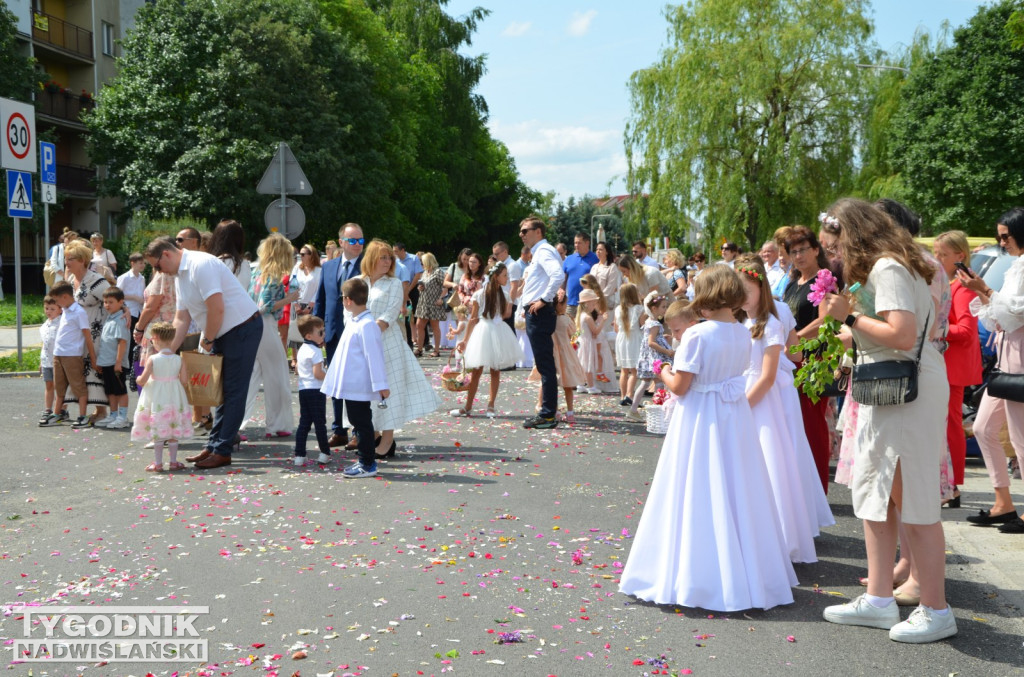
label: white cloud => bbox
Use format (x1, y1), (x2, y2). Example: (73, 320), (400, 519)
(502, 21), (532, 37)
(490, 120), (627, 197)
(567, 10), (597, 37)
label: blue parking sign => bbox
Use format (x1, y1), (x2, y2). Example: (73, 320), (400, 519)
(40, 141), (56, 185)
(7, 169), (32, 218)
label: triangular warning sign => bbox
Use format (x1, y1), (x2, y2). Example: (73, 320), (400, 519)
(10, 174), (29, 209)
(256, 142), (312, 196)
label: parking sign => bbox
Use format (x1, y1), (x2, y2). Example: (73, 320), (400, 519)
(40, 141), (56, 184)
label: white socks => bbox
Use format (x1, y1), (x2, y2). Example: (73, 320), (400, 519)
(865, 593), (895, 608)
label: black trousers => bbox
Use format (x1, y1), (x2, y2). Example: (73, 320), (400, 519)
(345, 399), (375, 467)
(405, 287), (420, 347)
(295, 389), (330, 457)
(525, 303), (557, 417)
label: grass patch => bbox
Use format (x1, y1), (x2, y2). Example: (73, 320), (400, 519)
(0, 295), (46, 326)
(0, 348), (40, 373)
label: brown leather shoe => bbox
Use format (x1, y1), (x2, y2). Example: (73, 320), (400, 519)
(194, 454), (232, 469)
(186, 449), (212, 464)
(328, 433), (349, 448)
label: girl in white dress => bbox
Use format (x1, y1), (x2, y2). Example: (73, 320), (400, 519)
(614, 283), (643, 406)
(737, 259), (834, 563)
(132, 322), (193, 472)
(619, 265), (797, 612)
(451, 263), (524, 417)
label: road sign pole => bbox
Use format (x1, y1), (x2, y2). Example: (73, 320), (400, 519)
(13, 216), (22, 361)
(43, 202), (49, 291)
(278, 142), (286, 233)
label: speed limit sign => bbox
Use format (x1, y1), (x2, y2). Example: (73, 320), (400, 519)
(0, 97), (36, 173)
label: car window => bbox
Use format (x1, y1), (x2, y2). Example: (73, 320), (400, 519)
(971, 246), (1014, 292)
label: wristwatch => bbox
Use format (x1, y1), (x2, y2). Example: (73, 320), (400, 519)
(844, 313), (860, 328)
(201, 337), (214, 347)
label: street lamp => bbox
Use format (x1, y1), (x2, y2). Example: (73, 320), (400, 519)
(591, 214), (614, 249)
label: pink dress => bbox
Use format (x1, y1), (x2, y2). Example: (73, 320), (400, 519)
(131, 350), (194, 442)
(578, 311), (614, 377)
(530, 314), (585, 388)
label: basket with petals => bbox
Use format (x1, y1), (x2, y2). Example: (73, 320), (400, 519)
(441, 354), (471, 392)
(645, 403), (670, 435)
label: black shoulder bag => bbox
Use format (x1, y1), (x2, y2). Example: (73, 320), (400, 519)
(850, 310), (929, 407)
(986, 332), (1024, 402)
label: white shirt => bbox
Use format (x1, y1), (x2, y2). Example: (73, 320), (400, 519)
(639, 254), (661, 269)
(54, 302), (90, 357)
(765, 260), (786, 296)
(174, 250), (258, 337)
(972, 254), (1024, 334)
(116, 270), (146, 317)
(291, 265), (322, 306)
(296, 342), (325, 391)
(320, 309), (389, 401)
(40, 316), (59, 368)
(519, 239), (565, 306)
(643, 265), (672, 295)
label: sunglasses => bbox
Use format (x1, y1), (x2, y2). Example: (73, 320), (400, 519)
(175, 236), (196, 244)
(300, 251), (312, 256)
(519, 227), (536, 235)
(344, 237), (365, 245)
(999, 233), (1012, 242)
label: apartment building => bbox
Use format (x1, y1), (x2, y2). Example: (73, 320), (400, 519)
(4, 0), (144, 293)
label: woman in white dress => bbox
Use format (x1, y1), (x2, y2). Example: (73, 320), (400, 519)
(820, 198), (956, 643)
(590, 242), (622, 310)
(288, 243), (323, 360)
(360, 240), (442, 457)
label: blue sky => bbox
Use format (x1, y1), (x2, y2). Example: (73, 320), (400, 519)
(444, 0), (991, 201)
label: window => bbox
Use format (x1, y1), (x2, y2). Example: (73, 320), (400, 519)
(102, 22), (115, 57)
(33, 0), (44, 13)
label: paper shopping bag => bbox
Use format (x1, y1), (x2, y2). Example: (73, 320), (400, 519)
(181, 350), (224, 407)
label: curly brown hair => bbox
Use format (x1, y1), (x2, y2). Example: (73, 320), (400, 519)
(829, 198), (934, 287)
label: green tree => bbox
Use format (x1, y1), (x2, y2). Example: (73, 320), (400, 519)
(626, 0), (872, 250)
(0, 5), (37, 102)
(888, 0), (1024, 234)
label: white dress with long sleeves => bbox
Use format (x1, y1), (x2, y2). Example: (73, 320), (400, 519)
(619, 320), (798, 612)
(352, 275), (441, 430)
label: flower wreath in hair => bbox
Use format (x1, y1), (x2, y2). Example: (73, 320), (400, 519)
(644, 290), (667, 311)
(487, 261), (506, 277)
(818, 212), (840, 230)
(737, 266), (763, 282)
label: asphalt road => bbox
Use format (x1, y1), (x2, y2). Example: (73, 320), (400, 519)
(1, 363), (1022, 676)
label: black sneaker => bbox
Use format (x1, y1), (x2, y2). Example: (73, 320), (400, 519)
(619, 397), (633, 407)
(39, 413), (62, 427)
(523, 415), (558, 430)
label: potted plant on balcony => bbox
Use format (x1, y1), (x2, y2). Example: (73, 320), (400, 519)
(80, 90), (94, 104)
(43, 80), (61, 94)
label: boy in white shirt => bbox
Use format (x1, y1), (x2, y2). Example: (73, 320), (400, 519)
(38, 295), (64, 423)
(293, 315), (331, 467)
(42, 282), (97, 428)
(320, 278), (389, 478)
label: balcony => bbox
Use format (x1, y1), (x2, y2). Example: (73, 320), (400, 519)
(32, 12), (93, 61)
(37, 88), (95, 126)
(57, 163), (97, 196)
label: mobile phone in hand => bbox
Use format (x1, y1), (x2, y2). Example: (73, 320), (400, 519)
(954, 261), (973, 277)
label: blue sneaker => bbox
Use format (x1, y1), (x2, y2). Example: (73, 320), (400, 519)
(342, 461), (377, 478)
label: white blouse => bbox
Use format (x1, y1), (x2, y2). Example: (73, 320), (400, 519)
(970, 254), (1024, 334)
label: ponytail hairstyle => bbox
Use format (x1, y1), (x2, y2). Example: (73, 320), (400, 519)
(579, 273), (608, 314)
(481, 262), (508, 320)
(618, 283), (641, 339)
(734, 258), (777, 339)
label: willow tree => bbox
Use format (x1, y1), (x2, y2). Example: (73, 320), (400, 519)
(626, 0), (872, 250)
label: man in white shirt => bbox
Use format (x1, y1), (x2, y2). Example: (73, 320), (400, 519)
(144, 237), (261, 469)
(117, 253), (147, 364)
(632, 241), (662, 269)
(760, 240), (786, 297)
(518, 217), (565, 429)
(492, 240), (522, 321)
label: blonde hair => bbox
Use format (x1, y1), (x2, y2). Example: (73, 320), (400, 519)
(452, 305), (468, 319)
(579, 273), (608, 314)
(618, 255), (645, 287)
(421, 252), (439, 273)
(360, 238), (396, 277)
(934, 230), (970, 262)
(662, 248), (685, 269)
(691, 264), (746, 315)
(64, 239), (93, 265)
(149, 321), (176, 343)
(664, 299), (698, 325)
(256, 233), (294, 283)
(617, 283), (641, 340)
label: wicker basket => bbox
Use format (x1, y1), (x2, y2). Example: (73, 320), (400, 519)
(645, 404), (670, 435)
(441, 354), (471, 392)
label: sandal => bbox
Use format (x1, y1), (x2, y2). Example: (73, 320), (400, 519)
(167, 462), (186, 471)
(430, 350), (441, 358)
(486, 407), (497, 418)
(145, 463), (164, 472)
(449, 408), (471, 417)
(413, 347), (423, 357)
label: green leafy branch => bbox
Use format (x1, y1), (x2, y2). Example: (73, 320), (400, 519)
(789, 316), (852, 404)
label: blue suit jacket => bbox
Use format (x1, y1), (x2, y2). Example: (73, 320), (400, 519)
(315, 253), (364, 343)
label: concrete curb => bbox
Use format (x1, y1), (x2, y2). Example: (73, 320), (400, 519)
(0, 371), (38, 378)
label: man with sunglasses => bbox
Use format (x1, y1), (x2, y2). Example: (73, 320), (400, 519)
(175, 228), (202, 251)
(519, 216), (565, 429)
(315, 223), (365, 447)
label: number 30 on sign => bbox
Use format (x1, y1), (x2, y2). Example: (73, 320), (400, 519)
(0, 97), (37, 173)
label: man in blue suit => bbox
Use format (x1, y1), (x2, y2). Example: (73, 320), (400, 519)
(315, 222), (365, 447)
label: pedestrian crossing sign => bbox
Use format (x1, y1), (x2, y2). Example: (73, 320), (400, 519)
(6, 169), (31, 218)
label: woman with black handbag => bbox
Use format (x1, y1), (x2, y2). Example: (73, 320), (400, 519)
(956, 206), (1024, 534)
(819, 198), (956, 644)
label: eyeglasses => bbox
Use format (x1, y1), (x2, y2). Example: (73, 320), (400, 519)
(519, 227), (535, 235)
(789, 246), (813, 257)
(175, 236), (196, 244)
(344, 237), (365, 246)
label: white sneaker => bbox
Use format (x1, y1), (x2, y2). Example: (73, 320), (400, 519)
(144, 440), (155, 449)
(889, 605), (958, 643)
(823, 594), (900, 630)
(317, 453), (332, 464)
(95, 414), (116, 427)
(107, 416), (130, 429)
(293, 456), (306, 467)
